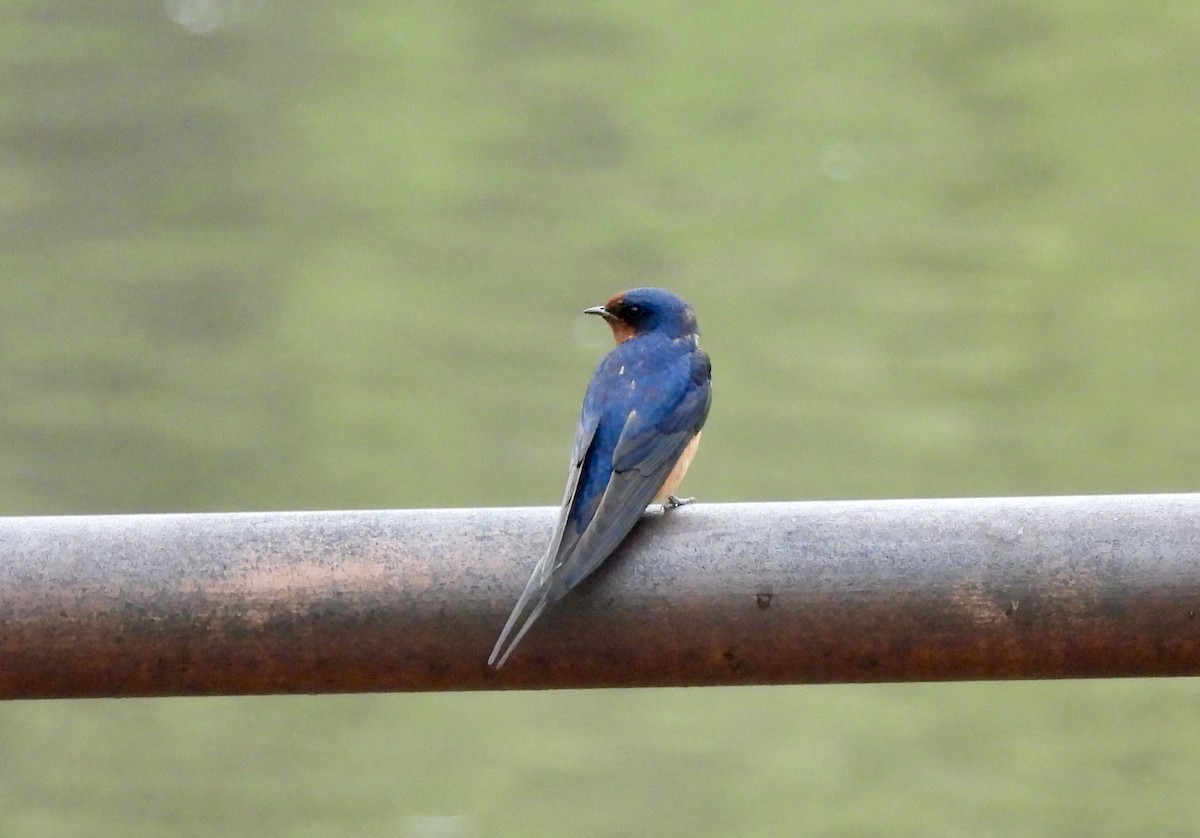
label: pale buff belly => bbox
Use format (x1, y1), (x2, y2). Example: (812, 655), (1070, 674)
(652, 431), (702, 503)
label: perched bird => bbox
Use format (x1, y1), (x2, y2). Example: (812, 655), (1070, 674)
(488, 287), (712, 668)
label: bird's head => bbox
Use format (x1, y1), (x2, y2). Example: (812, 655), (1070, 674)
(584, 287), (700, 344)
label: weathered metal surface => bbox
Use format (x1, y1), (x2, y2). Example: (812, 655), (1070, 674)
(2, 495), (1200, 698)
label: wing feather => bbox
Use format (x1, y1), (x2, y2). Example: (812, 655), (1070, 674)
(549, 363), (711, 596)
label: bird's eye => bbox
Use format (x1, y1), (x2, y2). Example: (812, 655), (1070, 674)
(626, 305), (640, 315)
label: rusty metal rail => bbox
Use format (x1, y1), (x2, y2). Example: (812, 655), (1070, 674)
(2, 495), (1200, 699)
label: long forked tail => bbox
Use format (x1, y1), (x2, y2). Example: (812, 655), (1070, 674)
(487, 592), (551, 669)
(487, 560), (556, 668)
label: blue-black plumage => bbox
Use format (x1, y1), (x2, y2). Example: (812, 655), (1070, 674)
(488, 288), (712, 668)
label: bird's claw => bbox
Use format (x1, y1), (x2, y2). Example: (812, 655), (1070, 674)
(664, 495), (695, 511)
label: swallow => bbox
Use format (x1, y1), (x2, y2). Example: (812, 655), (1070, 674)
(488, 287), (712, 668)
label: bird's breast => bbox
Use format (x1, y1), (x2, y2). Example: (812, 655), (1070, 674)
(653, 431), (702, 503)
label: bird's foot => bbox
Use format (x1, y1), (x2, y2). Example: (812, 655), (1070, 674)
(663, 495), (695, 511)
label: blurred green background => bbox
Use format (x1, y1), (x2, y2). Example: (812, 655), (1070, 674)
(3, 1), (1200, 835)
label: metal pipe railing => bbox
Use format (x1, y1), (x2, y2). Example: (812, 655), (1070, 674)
(2, 495), (1200, 699)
